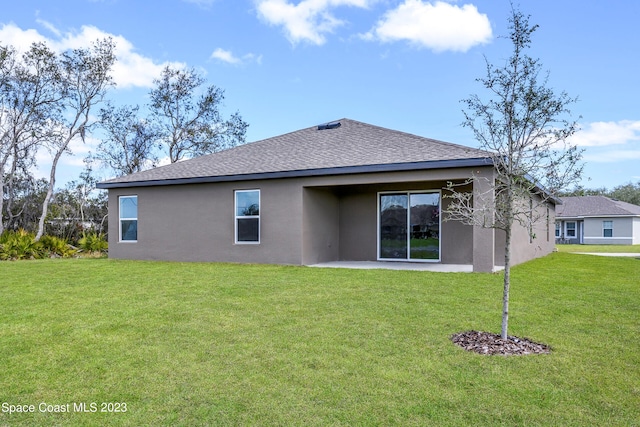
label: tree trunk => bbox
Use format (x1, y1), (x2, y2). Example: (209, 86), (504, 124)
(0, 150), (11, 235)
(0, 173), (4, 235)
(501, 222), (512, 339)
(35, 146), (64, 241)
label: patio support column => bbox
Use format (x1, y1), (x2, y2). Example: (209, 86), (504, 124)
(472, 169), (495, 272)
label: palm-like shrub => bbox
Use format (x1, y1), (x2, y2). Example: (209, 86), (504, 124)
(0, 229), (46, 260)
(40, 235), (76, 258)
(78, 232), (108, 254)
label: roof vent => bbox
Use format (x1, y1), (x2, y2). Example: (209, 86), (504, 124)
(317, 121), (341, 130)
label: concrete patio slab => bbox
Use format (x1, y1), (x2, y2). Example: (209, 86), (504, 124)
(574, 252), (640, 257)
(308, 261), (478, 273)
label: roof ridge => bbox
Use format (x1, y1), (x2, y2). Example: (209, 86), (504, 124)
(558, 195), (640, 216)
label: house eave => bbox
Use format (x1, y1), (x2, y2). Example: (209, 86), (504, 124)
(96, 157), (493, 189)
(557, 214), (640, 220)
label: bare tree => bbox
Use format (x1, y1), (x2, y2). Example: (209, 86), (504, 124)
(149, 66), (248, 163)
(93, 102), (159, 176)
(35, 38), (115, 240)
(446, 5), (583, 339)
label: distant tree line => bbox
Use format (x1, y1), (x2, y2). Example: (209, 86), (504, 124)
(0, 38), (248, 246)
(561, 182), (640, 206)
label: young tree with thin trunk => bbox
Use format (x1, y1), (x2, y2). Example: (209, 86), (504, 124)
(446, 5), (583, 339)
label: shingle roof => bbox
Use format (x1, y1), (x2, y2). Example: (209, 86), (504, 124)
(557, 196), (640, 217)
(98, 118), (491, 188)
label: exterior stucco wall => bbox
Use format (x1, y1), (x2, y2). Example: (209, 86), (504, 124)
(583, 216), (635, 245)
(108, 180), (304, 264)
(471, 168), (496, 272)
(106, 165), (553, 267)
(441, 195), (475, 265)
(556, 216), (640, 245)
(302, 188), (340, 264)
(497, 200), (556, 266)
(338, 190), (377, 261)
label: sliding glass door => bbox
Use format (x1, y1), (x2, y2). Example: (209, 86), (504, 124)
(379, 194), (408, 259)
(379, 192), (440, 261)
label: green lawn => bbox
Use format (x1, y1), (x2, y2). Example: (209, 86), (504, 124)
(1, 254), (638, 426)
(556, 244), (640, 253)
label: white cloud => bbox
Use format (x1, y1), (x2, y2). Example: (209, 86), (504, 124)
(569, 120), (640, 147)
(255, 0), (373, 45)
(364, 0), (492, 52)
(211, 48), (241, 64)
(572, 120), (640, 165)
(182, 0), (217, 8)
(584, 149), (640, 163)
(35, 16), (62, 38)
(0, 22), (182, 88)
(211, 48), (262, 65)
(0, 22), (48, 51)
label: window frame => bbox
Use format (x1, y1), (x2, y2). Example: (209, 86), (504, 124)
(565, 221), (577, 238)
(603, 220), (613, 238)
(118, 195), (138, 243)
(377, 190), (441, 262)
(234, 189), (260, 244)
(555, 222), (561, 238)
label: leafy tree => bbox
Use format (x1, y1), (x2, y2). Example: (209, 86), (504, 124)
(446, 5), (583, 339)
(0, 43), (61, 235)
(559, 185), (607, 197)
(93, 102), (159, 176)
(560, 181), (640, 206)
(149, 66), (248, 163)
(35, 38), (115, 240)
(1, 174), (48, 232)
(610, 182), (640, 206)
(47, 167), (108, 243)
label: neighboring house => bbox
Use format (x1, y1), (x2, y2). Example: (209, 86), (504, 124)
(555, 195), (640, 245)
(97, 118), (557, 272)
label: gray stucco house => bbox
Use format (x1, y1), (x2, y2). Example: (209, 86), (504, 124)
(556, 195), (640, 245)
(97, 118), (557, 272)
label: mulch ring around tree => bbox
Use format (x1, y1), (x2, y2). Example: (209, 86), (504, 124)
(451, 330), (551, 355)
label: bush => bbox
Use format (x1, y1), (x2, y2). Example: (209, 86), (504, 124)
(40, 235), (76, 258)
(77, 232), (108, 254)
(0, 231), (79, 260)
(0, 229), (45, 260)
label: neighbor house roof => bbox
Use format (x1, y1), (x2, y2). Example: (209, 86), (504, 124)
(97, 118), (491, 189)
(557, 196), (640, 218)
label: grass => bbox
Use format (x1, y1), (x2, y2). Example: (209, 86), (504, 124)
(0, 254), (638, 426)
(556, 244), (640, 253)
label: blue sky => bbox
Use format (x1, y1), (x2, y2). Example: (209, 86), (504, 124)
(2, 0), (639, 190)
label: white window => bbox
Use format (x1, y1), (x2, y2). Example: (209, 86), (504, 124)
(565, 221), (576, 238)
(235, 190), (260, 243)
(555, 222), (561, 238)
(603, 220), (613, 238)
(119, 195), (138, 242)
